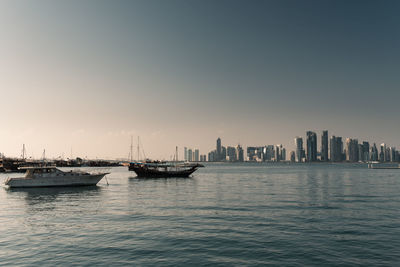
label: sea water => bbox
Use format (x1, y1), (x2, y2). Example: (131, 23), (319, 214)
(0, 163), (399, 266)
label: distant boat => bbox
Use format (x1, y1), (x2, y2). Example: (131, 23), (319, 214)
(129, 161), (204, 178)
(5, 166), (108, 188)
(368, 163), (400, 169)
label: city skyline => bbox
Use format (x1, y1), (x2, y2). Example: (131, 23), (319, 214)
(203, 131), (399, 163)
(1, 0), (399, 159)
(1, 128), (399, 161)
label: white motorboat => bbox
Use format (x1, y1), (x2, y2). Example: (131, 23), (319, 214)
(4, 166), (108, 188)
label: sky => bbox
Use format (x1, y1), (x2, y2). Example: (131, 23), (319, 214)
(0, 0), (399, 160)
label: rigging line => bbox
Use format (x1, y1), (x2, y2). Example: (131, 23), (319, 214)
(139, 138), (147, 160)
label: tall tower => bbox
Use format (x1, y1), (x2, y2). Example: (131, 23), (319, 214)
(306, 131), (317, 162)
(275, 145), (280, 162)
(295, 137), (304, 162)
(380, 143), (386, 162)
(184, 147), (188, 161)
(321, 130), (328, 161)
(345, 138), (359, 162)
(216, 137), (222, 161)
(237, 144), (244, 162)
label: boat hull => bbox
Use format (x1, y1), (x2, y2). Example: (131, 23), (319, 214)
(5, 174), (107, 188)
(130, 166), (198, 178)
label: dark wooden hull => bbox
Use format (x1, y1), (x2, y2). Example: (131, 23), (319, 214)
(129, 165), (198, 178)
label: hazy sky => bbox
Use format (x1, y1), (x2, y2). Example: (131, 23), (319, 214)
(0, 0), (399, 160)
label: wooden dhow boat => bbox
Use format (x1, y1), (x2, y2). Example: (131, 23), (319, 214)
(129, 161), (204, 178)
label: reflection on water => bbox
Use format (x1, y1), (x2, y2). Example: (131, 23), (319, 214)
(7, 186), (102, 207)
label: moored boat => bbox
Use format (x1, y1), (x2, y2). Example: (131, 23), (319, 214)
(129, 161), (204, 178)
(4, 166), (109, 188)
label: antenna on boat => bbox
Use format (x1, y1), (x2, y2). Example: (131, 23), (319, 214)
(176, 146), (178, 162)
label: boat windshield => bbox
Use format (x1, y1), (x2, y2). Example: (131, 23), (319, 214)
(25, 168), (58, 177)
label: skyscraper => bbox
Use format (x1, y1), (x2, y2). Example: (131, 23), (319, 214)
(221, 146), (227, 161)
(275, 145), (280, 162)
(345, 138), (359, 162)
(194, 149), (199, 162)
(295, 137), (304, 162)
(290, 151), (296, 162)
(371, 143), (379, 161)
(321, 130), (328, 161)
(216, 138), (222, 161)
(227, 146), (237, 162)
(389, 147), (396, 162)
(263, 145), (274, 161)
(330, 136), (343, 162)
(237, 145), (244, 162)
(208, 150), (216, 162)
(380, 143), (386, 162)
(306, 131), (317, 162)
(184, 147), (188, 161)
(330, 136), (336, 161)
(188, 148), (193, 162)
(362, 141), (370, 162)
(358, 143), (363, 162)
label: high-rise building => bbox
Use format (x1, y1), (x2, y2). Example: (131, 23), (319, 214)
(208, 150), (216, 162)
(216, 138), (222, 161)
(295, 137), (304, 162)
(188, 148), (193, 162)
(290, 151), (296, 162)
(247, 147), (256, 161)
(275, 145), (280, 162)
(330, 136), (335, 161)
(345, 138), (359, 162)
(358, 144), (363, 162)
(321, 130), (328, 161)
(263, 145), (274, 161)
(221, 146), (227, 161)
(237, 145), (244, 162)
(306, 131), (317, 162)
(281, 148), (286, 161)
(184, 147), (188, 161)
(247, 146), (264, 162)
(389, 147), (396, 162)
(247, 147), (257, 161)
(371, 143), (379, 161)
(330, 136), (343, 162)
(380, 143), (386, 162)
(362, 141), (370, 162)
(194, 149), (199, 162)
(385, 146), (391, 162)
(227, 146), (237, 162)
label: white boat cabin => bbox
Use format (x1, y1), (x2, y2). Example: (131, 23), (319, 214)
(21, 167), (89, 178)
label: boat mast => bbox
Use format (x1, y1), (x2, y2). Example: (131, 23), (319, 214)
(175, 146), (178, 169)
(22, 144), (26, 160)
(137, 136), (140, 162)
(130, 135), (133, 162)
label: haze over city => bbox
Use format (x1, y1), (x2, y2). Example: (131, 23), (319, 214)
(1, 0), (399, 160)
